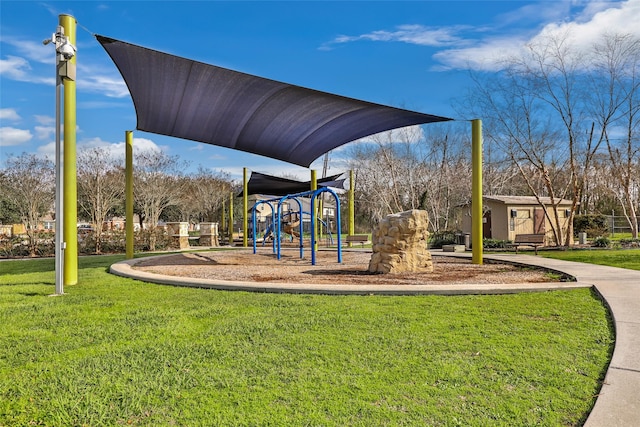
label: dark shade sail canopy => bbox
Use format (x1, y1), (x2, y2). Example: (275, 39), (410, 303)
(97, 35), (452, 167)
(239, 171), (346, 197)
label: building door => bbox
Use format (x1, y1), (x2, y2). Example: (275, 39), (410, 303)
(483, 211), (492, 238)
(534, 208), (546, 234)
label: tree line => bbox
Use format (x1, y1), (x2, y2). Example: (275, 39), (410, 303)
(349, 31), (639, 243)
(0, 147), (232, 255)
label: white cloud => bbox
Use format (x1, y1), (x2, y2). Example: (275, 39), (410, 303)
(541, 0), (640, 50)
(36, 141), (56, 160)
(335, 24), (469, 47)
(78, 136), (165, 161)
(77, 71), (129, 98)
(2, 36), (55, 64)
(494, 2), (571, 27)
(0, 127), (33, 146)
(0, 37), (127, 95)
(323, 1), (639, 72)
(34, 115), (55, 125)
(0, 108), (21, 122)
(35, 125), (55, 140)
(435, 0), (640, 71)
(0, 55), (32, 80)
(352, 125), (425, 144)
(33, 136), (166, 163)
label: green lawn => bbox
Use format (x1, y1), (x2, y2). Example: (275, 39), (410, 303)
(0, 255), (613, 426)
(540, 248), (640, 271)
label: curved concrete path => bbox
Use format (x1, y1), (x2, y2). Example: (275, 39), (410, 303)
(110, 252), (640, 426)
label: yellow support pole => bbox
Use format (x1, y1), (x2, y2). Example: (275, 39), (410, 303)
(243, 167), (248, 247)
(125, 131), (134, 259)
(472, 119), (483, 265)
(349, 170), (355, 246)
(60, 14), (77, 285)
(311, 170), (318, 251)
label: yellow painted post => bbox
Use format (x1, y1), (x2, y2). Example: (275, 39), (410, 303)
(243, 167), (248, 247)
(125, 131), (134, 259)
(349, 170), (355, 247)
(229, 191), (234, 245)
(311, 170), (318, 250)
(60, 14), (77, 285)
(472, 119), (483, 265)
(221, 198), (226, 239)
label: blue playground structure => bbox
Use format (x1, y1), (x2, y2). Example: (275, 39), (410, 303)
(261, 212), (334, 246)
(251, 187), (342, 265)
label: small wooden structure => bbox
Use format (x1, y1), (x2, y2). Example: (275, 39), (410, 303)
(461, 195), (574, 247)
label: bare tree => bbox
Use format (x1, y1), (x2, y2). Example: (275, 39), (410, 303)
(591, 34), (640, 238)
(1, 154), (54, 256)
(463, 31), (640, 245)
(180, 167), (232, 223)
(77, 147), (125, 253)
(134, 150), (188, 250)
(346, 125), (470, 231)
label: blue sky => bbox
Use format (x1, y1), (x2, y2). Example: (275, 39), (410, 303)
(1, 0), (638, 180)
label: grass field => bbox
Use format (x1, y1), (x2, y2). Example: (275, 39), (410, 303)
(540, 248), (640, 271)
(0, 254), (613, 426)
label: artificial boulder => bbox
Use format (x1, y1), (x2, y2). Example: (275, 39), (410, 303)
(368, 209), (433, 274)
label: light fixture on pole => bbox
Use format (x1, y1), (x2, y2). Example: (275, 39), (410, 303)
(44, 25), (76, 296)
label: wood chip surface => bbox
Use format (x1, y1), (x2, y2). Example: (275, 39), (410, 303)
(133, 249), (557, 286)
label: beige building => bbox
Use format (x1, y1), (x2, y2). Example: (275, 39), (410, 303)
(462, 195), (575, 246)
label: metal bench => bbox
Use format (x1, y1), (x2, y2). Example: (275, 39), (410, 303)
(511, 234), (545, 255)
(346, 234), (370, 247)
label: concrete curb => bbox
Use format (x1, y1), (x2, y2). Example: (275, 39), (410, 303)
(109, 253), (587, 296)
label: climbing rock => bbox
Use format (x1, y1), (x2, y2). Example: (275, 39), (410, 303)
(368, 210), (433, 274)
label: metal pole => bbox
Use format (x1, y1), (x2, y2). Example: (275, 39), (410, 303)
(310, 170), (317, 251)
(349, 170), (355, 246)
(611, 210), (615, 237)
(54, 41), (64, 295)
(472, 119), (483, 265)
(125, 131), (134, 259)
(229, 191), (234, 245)
(243, 167), (248, 247)
(221, 197), (226, 243)
(60, 14), (78, 285)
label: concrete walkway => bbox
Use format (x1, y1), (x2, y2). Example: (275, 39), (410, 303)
(110, 252), (640, 426)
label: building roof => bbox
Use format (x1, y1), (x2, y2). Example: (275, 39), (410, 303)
(484, 195), (574, 206)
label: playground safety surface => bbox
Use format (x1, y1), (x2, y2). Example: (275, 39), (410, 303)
(130, 249), (562, 286)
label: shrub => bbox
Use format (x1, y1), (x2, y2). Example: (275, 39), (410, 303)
(135, 228), (171, 251)
(0, 235), (28, 257)
(619, 238), (640, 248)
(574, 214), (608, 238)
(592, 236), (610, 248)
(429, 230), (458, 249)
(483, 238), (509, 249)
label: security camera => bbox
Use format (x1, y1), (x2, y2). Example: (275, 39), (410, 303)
(58, 41), (76, 60)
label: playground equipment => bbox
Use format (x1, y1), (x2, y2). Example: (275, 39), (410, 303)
(261, 212), (335, 246)
(251, 187), (342, 265)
